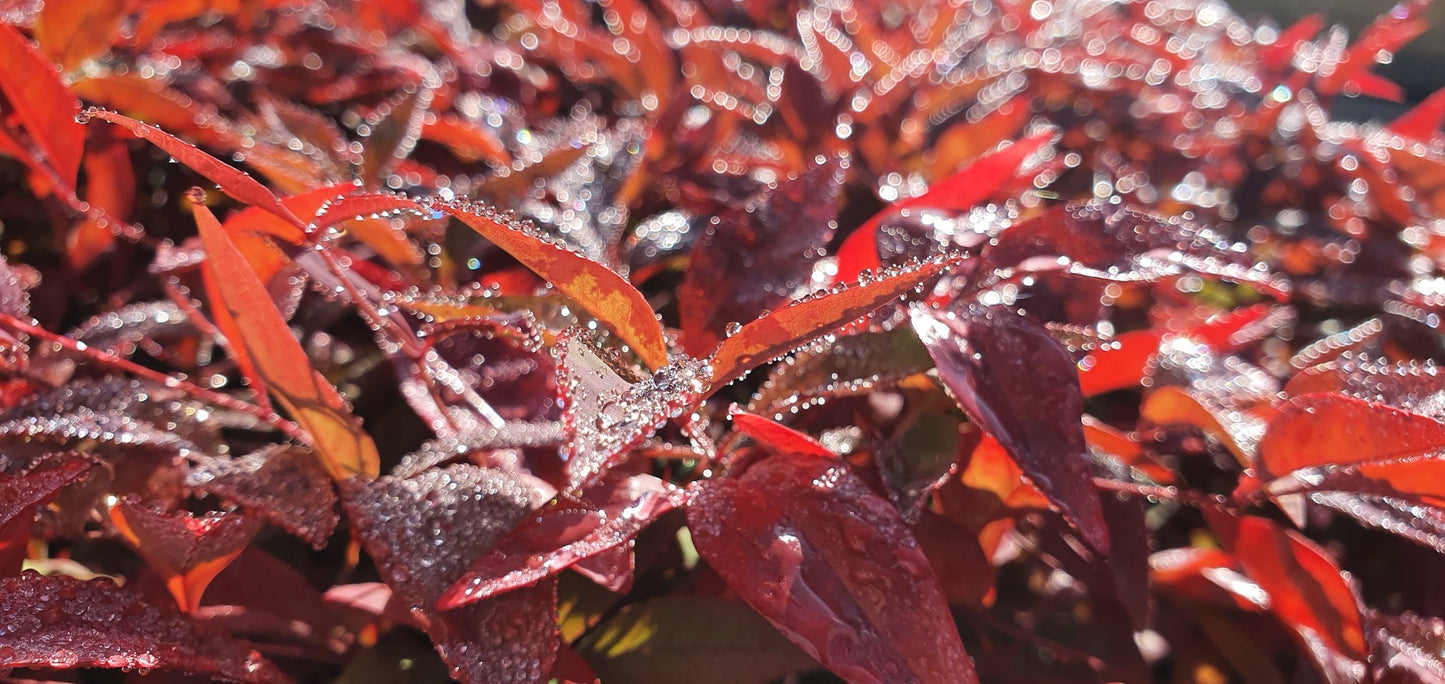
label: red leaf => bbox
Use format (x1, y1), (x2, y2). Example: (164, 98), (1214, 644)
(439, 201), (670, 370)
(1077, 330), (1163, 397)
(85, 110), (307, 232)
(440, 474), (684, 609)
(709, 255), (955, 389)
(195, 202), (381, 481)
(0, 24), (85, 186)
(0, 572), (285, 682)
(1220, 516), (1369, 683)
(555, 329), (710, 490)
(687, 453), (978, 683)
(1257, 393), (1445, 480)
(34, 0), (128, 72)
(835, 133), (1050, 282)
(678, 157), (845, 354)
(109, 499), (263, 614)
(729, 408), (833, 459)
(312, 192), (426, 231)
(0, 456), (95, 574)
(1388, 87), (1445, 141)
(912, 305), (1109, 553)
(340, 465), (559, 683)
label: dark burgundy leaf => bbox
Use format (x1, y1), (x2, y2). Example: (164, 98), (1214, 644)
(747, 328), (934, 417)
(339, 464), (559, 683)
(677, 157), (845, 354)
(876, 410), (969, 522)
(975, 201), (1288, 299)
(185, 445), (339, 549)
(440, 473), (684, 609)
(687, 453), (977, 683)
(109, 498), (263, 614)
(912, 304), (1109, 553)
(0, 455), (95, 574)
(0, 572), (285, 682)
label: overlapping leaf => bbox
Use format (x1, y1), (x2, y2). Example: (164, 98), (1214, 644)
(339, 465), (559, 683)
(710, 256), (956, 389)
(194, 202), (380, 481)
(912, 304), (1109, 553)
(687, 453), (977, 684)
(440, 473), (684, 609)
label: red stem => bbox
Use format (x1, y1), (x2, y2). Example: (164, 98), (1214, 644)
(0, 313), (307, 443)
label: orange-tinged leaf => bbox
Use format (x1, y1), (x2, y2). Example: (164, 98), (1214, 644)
(86, 109), (306, 232)
(439, 201), (669, 370)
(1222, 516), (1369, 682)
(69, 126), (135, 269)
(109, 499), (262, 614)
(35, 0), (128, 71)
(709, 256), (955, 389)
(71, 74), (235, 149)
(1141, 385), (1254, 464)
(421, 114), (510, 165)
(0, 23), (85, 186)
(1257, 393), (1445, 480)
(194, 202), (380, 480)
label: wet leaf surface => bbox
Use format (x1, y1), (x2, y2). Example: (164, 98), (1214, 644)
(0, 571), (285, 682)
(912, 304), (1109, 553)
(687, 453), (977, 684)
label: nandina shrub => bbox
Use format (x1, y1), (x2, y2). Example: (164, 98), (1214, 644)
(3, 0), (1445, 681)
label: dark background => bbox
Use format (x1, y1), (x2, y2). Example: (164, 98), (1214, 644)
(1229, 0), (1445, 106)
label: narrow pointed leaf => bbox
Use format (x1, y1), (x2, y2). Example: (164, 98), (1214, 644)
(729, 409), (833, 459)
(87, 110), (306, 231)
(710, 256), (955, 389)
(835, 133), (1049, 282)
(195, 202), (380, 480)
(440, 201), (669, 370)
